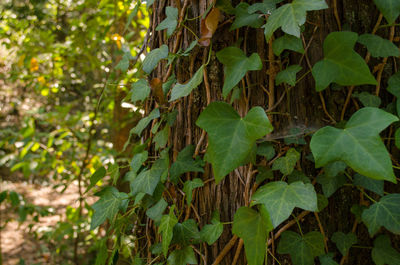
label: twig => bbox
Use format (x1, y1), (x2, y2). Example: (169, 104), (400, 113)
(375, 25), (395, 96)
(314, 212), (329, 252)
(232, 239), (244, 265)
(211, 235), (239, 265)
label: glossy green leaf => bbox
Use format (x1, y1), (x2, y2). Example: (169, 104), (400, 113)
(196, 102), (273, 183)
(358, 34), (400, 58)
(167, 246), (197, 265)
(310, 107), (398, 182)
(252, 181), (318, 227)
(352, 91), (381, 108)
(373, 0), (400, 24)
(156, 7), (178, 38)
(362, 193), (400, 236)
(277, 231), (325, 265)
(312, 32), (377, 91)
(372, 235), (400, 265)
(169, 145), (204, 183)
(331, 232), (357, 256)
(172, 219), (201, 245)
(272, 34), (304, 56)
(230, 2), (264, 30)
(159, 205), (178, 256)
(170, 65), (204, 101)
(183, 178), (204, 205)
(85, 166), (106, 193)
(131, 79), (150, 103)
(132, 108), (160, 136)
(264, 0), (328, 40)
(90, 187), (128, 230)
(276, 65), (302, 86)
(216, 47), (262, 97)
(272, 148), (300, 176)
(143, 45), (169, 74)
(232, 207), (273, 265)
(353, 174), (384, 196)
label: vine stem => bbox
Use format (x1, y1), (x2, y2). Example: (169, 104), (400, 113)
(375, 25), (395, 96)
(314, 212), (329, 252)
(232, 239), (244, 265)
(211, 235), (238, 265)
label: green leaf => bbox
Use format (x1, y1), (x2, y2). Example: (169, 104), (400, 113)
(232, 207), (273, 265)
(156, 7), (178, 38)
(167, 246), (197, 265)
(90, 187), (128, 230)
(288, 170), (311, 184)
(0, 190), (7, 204)
(317, 193), (329, 212)
(362, 193), (400, 236)
(170, 65), (204, 102)
(312, 32), (377, 91)
(373, 0), (400, 24)
(130, 151), (148, 174)
(358, 34), (400, 58)
(272, 34), (304, 56)
(183, 178), (204, 205)
(196, 102), (273, 183)
(230, 2), (264, 30)
(131, 79), (150, 103)
(276, 65), (302, 86)
(372, 235), (400, 265)
(9, 191), (20, 207)
(256, 142), (275, 160)
(353, 174), (384, 196)
(248, 0), (279, 14)
(317, 173), (346, 198)
(116, 54), (130, 72)
(153, 126), (169, 150)
(200, 212), (224, 245)
(264, 0), (328, 40)
(159, 205), (178, 256)
(395, 128), (400, 149)
(85, 166), (106, 193)
(170, 145), (204, 183)
(331, 232), (357, 256)
(132, 108), (160, 136)
(352, 91), (381, 108)
(216, 47), (262, 98)
(319, 253), (339, 265)
(387, 71), (400, 98)
(146, 198), (168, 223)
(143, 45), (169, 74)
(272, 148), (300, 176)
(311, 107), (398, 182)
(172, 219), (201, 245)
(252, 181), (318, 227)
(277, 231), (325, 265)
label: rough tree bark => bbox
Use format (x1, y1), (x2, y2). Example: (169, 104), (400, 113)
(145, 1), (399, 264)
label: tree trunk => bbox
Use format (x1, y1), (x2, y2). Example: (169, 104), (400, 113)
(146, 1), (398, 264)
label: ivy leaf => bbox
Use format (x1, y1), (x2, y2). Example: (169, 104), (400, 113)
(317, 173), (346, 198)
(272, 34), (304, 56)
(312, 32), (377, 91)
(130, 151), (148, 174)
(362, 193), (400, 236)
(373, 0), (400, 24)
(156, 7), (178, 38)
(353, 174), (384, 196)
(358, 34), (400, 58)
(256, 141), (275, 160)
(276, 65), (302, 86)
(272, 148), (300, 176)
(172, 219), (201, 245)
(200, 212), (224, 245)
(331, 232), (357, 256)
(264, 0), (328, 40)
(167, 246), (197, 265)
(319, 253), (339, 265)
(90, 187), (128, 230)
(146, 198), (168, 224)
(230, 2), (264, 30)
(310, 107), (398, 182)
(232, 206), (273, 265)
(85, 166), (106, 193)
(170, 145), (205, 183)
(183, 178), (204, 205)
(116, 54), (130, 72)
(277, 231), (325, 265)
(387, 71), (400, 98)
(170, 65), (204, 102)
(372, 235), (400, 265)
(142, 45), (169, 74)
(131, 79), (150, 103)
(216, 47), (262, 98)
(196, 102), (273, 183)
(395, 128), (400, 149)
(132, 108), (160, 136)
(159, 205), (178, 256)
(153, 126), (169, 150)
(352, 92), (381, 108)
(251, 181), (318, 227)
(248, 0), (280, 14)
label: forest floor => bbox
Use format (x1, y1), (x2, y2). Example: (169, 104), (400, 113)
(1, 177), (81, 265)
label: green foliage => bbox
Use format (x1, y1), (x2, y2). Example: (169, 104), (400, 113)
(372, 235), (400, 265)
(277, 231), (325, 265)
(273, 34), (304, 56)
(156, 7), (178, 38)
(232, 206), (273, 265)
(142, 45), (169, 74)
(159, 205), (178, 256)
(131, 79), (151, 103)
(373, 0), (400, 24)
(169, 145), (204, 183)
(183, 178), (204, 205)
(170, 65), (204, 101)
(358, 34), (400, 58)
(272, 148), (300, 175)
(216, 47), (262, 98)
(167, 246), (197, 265)
(231, 3), (264, 30)
(311, 107), (398, 182)
(312, 31), (377, 91)
(276, 65), (302, 86)
(196, 102), (273, 183)
(200, 211), (224, 245)
(331, 232), (357, 256)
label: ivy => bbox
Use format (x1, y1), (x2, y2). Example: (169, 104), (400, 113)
(156, 6), (178, 38)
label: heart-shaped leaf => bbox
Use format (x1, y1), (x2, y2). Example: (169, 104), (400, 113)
(358, 34), (400, 58)
(272, 148), (300, 175)
(331, 232), (357, 256)
(273, 34), (304, 56)
(156, 6), (178, 38)
(170, 65), (204, 101)
(142, 45), (169, 74)
(372, 235), (400, 265)
(230, 2), (264, 30)
(167, 246), (197, 265)
(131, 79), (150, 103)
(276, 65), (302, 86)
(159, 205), (178, 256)
(310, 107), (398, 182)
(196, 102), (273, 183)
(373, 0), (400, 24)
(312, 32), (377, 91)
